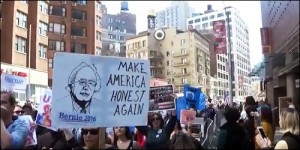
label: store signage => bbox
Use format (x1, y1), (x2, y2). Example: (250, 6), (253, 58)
(1, 68), (27, 77)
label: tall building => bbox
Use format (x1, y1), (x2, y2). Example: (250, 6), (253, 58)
(1, 1), (49, 102)
(47, 0), (102, 86)
(187, 5), (252, 101)
(101, 1), (136, 57)
(125, 28), (211, 94)
(156, 1), (195, 30)
(261, 1), (299, 113)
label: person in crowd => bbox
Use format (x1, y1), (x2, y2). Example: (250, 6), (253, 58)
(136, 111), (177, 149)
(205, 103), (216, 121)
(243, 105), (257, 150)
(1, 91), (30, 149)
(170, 131), (198, 149)
(22, 103), (34, 119)
(287, 99), (296, 109)
(36, 127), (78, 149)
(275, 108), (299, 149)
(170, 120), (183, 139)
(216, 103), (227, 128)
(217, 107), (248, 149)
(14, 104), (24, 116)
(260, 105), (275, 145)
(112, 126), (140, 149)
(73, 128), (118, 150)
(134, 128), (146, 148)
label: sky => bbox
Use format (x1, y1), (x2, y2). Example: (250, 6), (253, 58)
(102, 1), (263, 68)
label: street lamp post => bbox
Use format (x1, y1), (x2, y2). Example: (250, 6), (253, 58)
(224, 7), (234, 106)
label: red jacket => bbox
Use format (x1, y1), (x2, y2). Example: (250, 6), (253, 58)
(136, 131), (146, 148)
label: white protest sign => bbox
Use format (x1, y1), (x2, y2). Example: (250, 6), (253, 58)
(51, 52), (150, 128)
(1, 73), (27, 92)
(36, 89), (57, 131)
(18, 115), (37, 146)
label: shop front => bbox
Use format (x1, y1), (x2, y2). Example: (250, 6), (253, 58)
(1, 63), (48, 104)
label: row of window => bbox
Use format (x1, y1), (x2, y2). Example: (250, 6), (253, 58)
(15, 36), (47, 58)
(188, 12), (229, 24)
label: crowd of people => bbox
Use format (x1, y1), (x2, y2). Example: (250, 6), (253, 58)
(1, 91), (299, 149)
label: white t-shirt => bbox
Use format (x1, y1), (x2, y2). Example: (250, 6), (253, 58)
(288, 104), (295, 109)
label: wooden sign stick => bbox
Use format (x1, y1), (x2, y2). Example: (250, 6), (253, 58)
(98, 127), (106, 149)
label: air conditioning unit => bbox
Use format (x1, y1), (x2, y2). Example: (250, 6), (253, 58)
(71, 36), (77, 39)
(72, 19), (77, 23)
(61, 17), (66, 21)
(61, 1), (66, 4)
(72, 2), (77, 6)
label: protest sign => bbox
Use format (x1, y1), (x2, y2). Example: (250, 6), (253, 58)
(51, 52), (150, 128)
(149, 85), (175, 112)
(180, 109), (196, 124)
(36, 89), (56, 131)
(1, 73), (27, 92)
(18, 115), (37, 146)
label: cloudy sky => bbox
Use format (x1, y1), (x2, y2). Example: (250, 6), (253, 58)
(102, 1), (263, 68)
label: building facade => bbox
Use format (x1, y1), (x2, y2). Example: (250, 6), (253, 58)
(47, 0), (102, 86)
(187, 5), (252, 102)
(126, 28), (211, 94)
(101, 2), (136, 57)
(261, 1), (299, 114)
(156, 1), (195, 30)
(1, 1), (49, 102)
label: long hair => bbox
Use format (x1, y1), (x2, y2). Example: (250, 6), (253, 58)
(112, 127), (132, 147)
(279, 108), (299, 135)
(149, 112), (164, 129)
(170, 131), (196, 149)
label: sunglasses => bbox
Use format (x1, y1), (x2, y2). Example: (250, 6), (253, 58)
(152, 117), (161, 121)
(14, 110), (24, 115)
(81, 129), (99, 135)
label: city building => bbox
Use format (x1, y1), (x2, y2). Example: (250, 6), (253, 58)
(261, 1), (299, 115)
(187, 5), (252, 102)
(47, 0), (102, 86)
(249, 61), (266, 101)
(101, 1), (136, 57)
(156, 1), (195, 30)
(1, 1), (49, 102)
(125, 27), (211, 94)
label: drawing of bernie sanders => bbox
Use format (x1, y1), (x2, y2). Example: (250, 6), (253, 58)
(64, 62), (101, 114)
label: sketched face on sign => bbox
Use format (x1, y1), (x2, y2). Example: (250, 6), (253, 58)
(66, 62), (101, 114)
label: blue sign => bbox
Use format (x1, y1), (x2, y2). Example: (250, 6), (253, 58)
(175, 84), (206, 120)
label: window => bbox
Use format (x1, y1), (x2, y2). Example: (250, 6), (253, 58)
(49, 23), (65, 34)
(48, 58), (53, 68)
(182, 58), (186, 63)
(195, 18), (200, 23)
(71, 43), (87, 53)
(71, 27), (86, 37)
(95, 47), (101, 56)
(142, 40), (146, 47)
(48, 40), (65, 51)
(49, 6), (66, 17)
(72, 9), (87, 20)
(202, 17), (208, 21)
(16, 11), (27, 28)
(96, 15), (102, 27)
(96, 31), (101, 41)
(188, 20), (193, 24)
(39, 44), (47, 58)
(181, 48), (186, 54)
(39, 21), (48, 36)
(210, 15), (214, 19)
(15, 36), (27, 53)
(181, 39), (185, 46)
(182, 78), (187, 84)
(217, 13), (224, 17)
(39, 1), (48, 14)
(20, 0), (28, 4)
(124, 29), (127, 33)
(73, 0), (87, 5)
